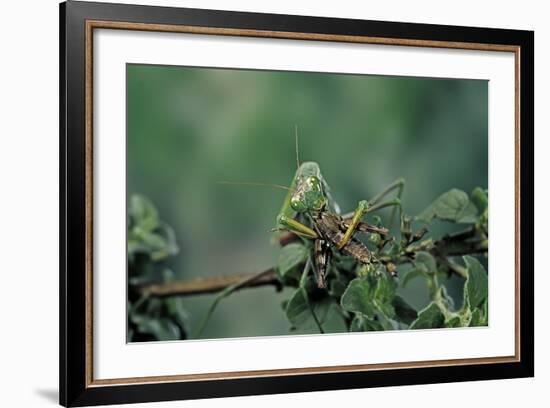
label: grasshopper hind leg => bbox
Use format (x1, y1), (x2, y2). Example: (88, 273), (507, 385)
(313, 239), (330, 289)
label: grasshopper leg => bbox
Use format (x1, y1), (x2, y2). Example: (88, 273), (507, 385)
(337, 200), (369, 249)
(313, 239), (330, 288)
(337, 192), (403, 249)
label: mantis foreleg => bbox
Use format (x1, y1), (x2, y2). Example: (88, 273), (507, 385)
(369, 178), (405, 207)
(369, 178), (404, 226)
(340, 178), (405, 233)
(277, 214), (318, 239)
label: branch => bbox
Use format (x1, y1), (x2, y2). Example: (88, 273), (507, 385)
(141, 268), (281, 297)
(141, 227), (487, 298)
(139, 232), (294, 297)
(431, 229), (488, 257)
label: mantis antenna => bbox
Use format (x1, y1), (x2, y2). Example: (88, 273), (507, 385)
(295, 124), (300, 170)
(217, 181), (294, 192)
(217, 127), (301, 193)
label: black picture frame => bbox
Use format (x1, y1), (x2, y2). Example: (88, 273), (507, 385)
(60, 1), (534, 406)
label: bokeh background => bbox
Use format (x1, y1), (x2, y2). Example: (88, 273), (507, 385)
(127, 63), (488, 340)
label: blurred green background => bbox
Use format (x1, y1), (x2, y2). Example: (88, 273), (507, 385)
(127, 63), (488, 340)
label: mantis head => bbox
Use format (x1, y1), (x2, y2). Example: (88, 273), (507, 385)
(290, 174), (327, 213)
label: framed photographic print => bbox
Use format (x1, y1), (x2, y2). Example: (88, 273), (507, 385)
(59, 1), (534, 406)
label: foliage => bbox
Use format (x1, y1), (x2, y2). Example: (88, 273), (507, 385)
(128, 187), (488, 341)
(273, 187), (489, 333)
(127, 195), (190, 342)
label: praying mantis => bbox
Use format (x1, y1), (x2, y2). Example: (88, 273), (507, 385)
(275, 158), (404, 289)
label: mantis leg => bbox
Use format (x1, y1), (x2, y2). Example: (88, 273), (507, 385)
(369, 178), (404, 226)
(369, 177), (405, 206)
(340, 178), (404, 219)
(368, 198), (403, 228)
(341, 178), (405, 230)
(368, 198), (402, 213)
(277, 214), (318, 239)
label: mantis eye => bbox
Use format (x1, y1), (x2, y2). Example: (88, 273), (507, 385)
(290, 196), (307, 212)
(307, 176), (321, 189)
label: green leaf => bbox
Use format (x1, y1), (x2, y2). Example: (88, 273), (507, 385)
(285, 287), (345, 332)
(281, 299), (289, 311)
(128, 211), (179, 261)
(329, 275), (349, 298)
(350, 314), (384, 332)
(415, 252), (437, 274)
(164, 297), (190, 333)
(132, 315), (180, 340)
(469, 300), (488, 327)
(342, 274), (398, 321)
(140, 231), (168, 250)
(375, 301), (396, 320)
(470, 187), (488, 212)
(438, 285), (455, 311)
(278, 243), (308, 279)
(401, 268), (426, 288)
(446, 316), (462, 328)
(417, 189), (478, 224)
(409, 302), (445, 329)
(482, 299), (489, 323)
(285, 287), (328, 331)
(373, 272), (397, 319)
(320, 303), (348, 333)
(388, 241), (400, 258)
(392, 296), (418, 325)
(412, 252), (442, 299)
(464, 256), (488, 309)
(469, 309), (483, 326)
(402, 269), (426, 288)
(135, 230), (176, 261)
(378, 315), (401, 331)
(374, 271), (396, 304)
(285, 288), (311, 328)
(127, 240), (148, 259)
(340, 278), (377, 319)
(158, 223), (179, 256)
(161, 268), (175, 283)
(129, 194), (159, 231)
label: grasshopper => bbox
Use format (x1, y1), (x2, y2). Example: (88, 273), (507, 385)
(276, 160), (403, 289)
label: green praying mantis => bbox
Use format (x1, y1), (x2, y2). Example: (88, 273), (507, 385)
(275, 159), (404, 289)
(194, 129), (405, 337)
